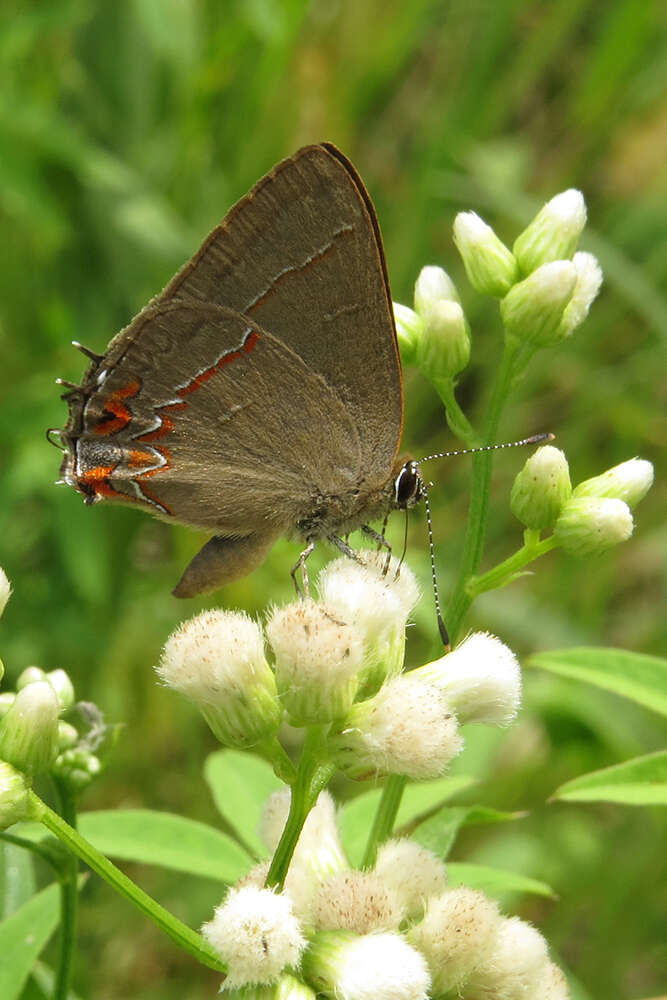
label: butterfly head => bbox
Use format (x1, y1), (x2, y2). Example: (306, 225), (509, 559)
(393, 459), (424, 510)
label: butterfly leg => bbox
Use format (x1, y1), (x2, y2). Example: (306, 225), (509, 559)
(361, 524), (392, 574)
(291, 539), (316, 597)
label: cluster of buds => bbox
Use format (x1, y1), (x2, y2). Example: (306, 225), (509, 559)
(0, 567), (104, 829)
(511, 449), (654, 555)
(394, 187), (603, 369)
(201, 791), (570, 999)
(158, 553), (523, 781)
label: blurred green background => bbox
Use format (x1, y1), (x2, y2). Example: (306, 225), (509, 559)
(1, 1), (665, 997)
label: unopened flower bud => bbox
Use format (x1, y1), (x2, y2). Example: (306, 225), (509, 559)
(414, 265), (461, 314)
(202, 886), (306, 988)
(0, 693), (15, 718)
(513, 189), (586, 274)
(57, 721), (79, 750)
(46, 669), (75, 711)
(417, 300), (471, 378)
(453, 212), (519, 297)
(407, 888), (502, 995)
(329, 673), (462, 780)
(317, 553), (419, 695)
(275, 974), (318, 999)
(465, 915), (550, 998)
(554, 497), (633, 556)
(556, 252), (603, 339)
(415, 632), (521, 726)
(573, 458), (654, 509)
(267, 601), (363, 724)
(157, 611), (282, 748)
(0, 681), (61, 775)
(393, 303), (424, 366)
(510, 446), (572, 530)
(500, 261), (576, 346)
(373, 839), (447, 919)
(0, 761), (33, 829)
(0, 567), (11, 618)
(17, 666), (46, 689)
(303, 929), (431, 1000)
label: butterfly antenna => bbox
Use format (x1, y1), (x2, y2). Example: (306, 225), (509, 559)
(418, 432), (553, 465)
(420, 477), (450, 650)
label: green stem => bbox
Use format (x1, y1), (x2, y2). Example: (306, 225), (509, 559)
(28, 791), (224, 971)
(52, 780), (78, 1000)
(257, 737), (297, 785)
(430, 377), (477, 446)
(466, 534), (558, 598)
(265, 728), (335, 891)
(361, 774), (407, 869)
(444, 337), (522, 643)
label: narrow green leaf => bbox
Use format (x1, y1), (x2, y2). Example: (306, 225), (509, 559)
(0, 882), (60, 999)
(78, 809), (252, 882)
(413, 805), (523, 859)
(446, 861), (556, 899)
(339, 777), (475, 866)
(204, 750), (283, 857)
(527, 647), (667, 717)
(552, 750), (667, 805)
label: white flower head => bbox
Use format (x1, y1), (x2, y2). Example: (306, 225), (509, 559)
(466, 915), (550, 998)
(373, 838), (447, 918)
(510, 445), (572, 530)
(266, 600), (364, 723)
(554, 497), (633, 556)
(313, 870), (404, 934)
(573, 457), (654, 509)
(414, 264), (461, 313)
(157, 610), (281, 747)
(407, 887), (502, 995)
(0, 680), (61, 776)
(329, 673), (462, 780)
(415, 632), (522, 726)
(557, 251), (603, 338)
(202, 886), (306, 988)
(303, 929), (431, 1000)
(500, 261), (577, 347)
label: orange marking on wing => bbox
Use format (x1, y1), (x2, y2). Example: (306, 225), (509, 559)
(137, 401), (187, 442)
(94, 378), (141, 436)
(177, 330), (260, 398)
(78, 465), (126, 502)
(129, 448), (157, 469)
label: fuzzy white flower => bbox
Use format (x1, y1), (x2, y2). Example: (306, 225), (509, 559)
(329, 672), (462, 780)
(407, 887), (502, 995)
(500, 261), (577, 346)
(157, 610), (281, 747)
(202, 886), (306, 988)
(415, 632), (522, 726)
(373, 839), (447, 919)
(414, 265), (461, 313)
(556, 251), (602, 337)
(312, 870), (403, 934)
(513, 189), (586, 274)
(465, 915), (550, 999)
(572, 457), (654, 509)
(303, 929), (431, 1000)
(554, 497), (633, 556)
(266, 600), (363, 723)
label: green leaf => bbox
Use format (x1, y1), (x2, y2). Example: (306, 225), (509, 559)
(0, 882), (60, 999)
(339, 777), (475, 866)
(446, 861), (556, 899)
(204, 750), (283, 857)
(527, 647), (667, 717)
(552, 750), (667, 805)
(78, 809), (252, 883)
(413, 805), (524, 860)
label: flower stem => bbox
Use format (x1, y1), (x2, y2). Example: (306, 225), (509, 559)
(361, 774), (406, 869)
(52, 779), (78, 1000)
(431, 377), (477, 446)
(444, 336), (522, 643)
(265, 727), (335, 891)
(466, 534), (558, 598)
(28, 790), (224, 971)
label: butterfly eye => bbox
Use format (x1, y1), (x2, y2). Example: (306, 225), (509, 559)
(394, 461), (422, 508)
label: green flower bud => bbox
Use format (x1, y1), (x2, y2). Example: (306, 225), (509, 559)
(17, 666), (46, 689)
(554, 497), (633, 556)
(0, 567), (11, 619)
(46, 669), (75, 711)
(500, 261), (576, 346)
(573, 458), (654, 509)
(556, 251), (603, 339)
(0, 761), (32, 829)
(453, 212), (519, 297)
(0, 681), (61, 775)
(414, 265), (460, 314)
(0, 657), (4, 685)
(303, 929), (431, 1000)
(57, 721), (79, 750)
(416, 299), (471, 378)
(510, 446), (572, 529)
(513, 189), (586, 274)
(0, 692), (15, 718)
(52, 747), (102, 792)
(392, 302), (424, 366)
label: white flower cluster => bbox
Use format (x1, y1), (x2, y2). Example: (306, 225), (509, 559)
(158, 552), (522, 779)
(202, 791), (570, 1000)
